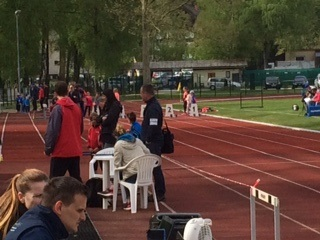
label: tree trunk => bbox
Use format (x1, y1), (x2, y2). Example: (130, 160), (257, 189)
(59, 47), (66, 81)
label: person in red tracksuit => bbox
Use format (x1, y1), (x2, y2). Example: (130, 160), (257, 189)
(44, 81), (84, 182)
(87, 112), (102, 171)
(38, 85), (45, 110)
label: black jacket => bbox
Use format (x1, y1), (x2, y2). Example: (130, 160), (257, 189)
(141, 96), (163, 143)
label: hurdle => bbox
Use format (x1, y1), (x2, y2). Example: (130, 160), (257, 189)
(250, 186), (280, 240)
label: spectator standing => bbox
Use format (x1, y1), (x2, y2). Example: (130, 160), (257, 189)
(15, 94), (22, 112)
(44, 81), (84, 182)
(85, 91), (93, 117)
(0, 169), (48, 239)
(113, 88), (120, 102)
(38, 85), (45, 110)
(99, 89), (122, 149)
(29, 84), (39, 111)
(140, 84), (166, 201)
(87, 112), (102, 171)
(5, 176), (88, 240)
(113, 133), (150, 210)
(182, 86), (189, 115)
(127, 112), (142, 139)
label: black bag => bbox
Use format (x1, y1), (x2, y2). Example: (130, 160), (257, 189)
(161, 120), (174, 154)
(85, 178), (103, 208)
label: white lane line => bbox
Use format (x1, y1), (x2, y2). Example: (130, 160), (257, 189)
(162, 155), (320, 235)
(0, 113), (9, 161)
(29, 113), (45, 144)
(170, 125), (320, 170)
(174, 119), (320, 155)
(173, 139), (320, 195)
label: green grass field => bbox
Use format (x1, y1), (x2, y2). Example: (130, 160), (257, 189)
(173, 97), (320, 131)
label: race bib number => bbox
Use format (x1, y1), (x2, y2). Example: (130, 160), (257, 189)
(150, 118), (158, 126)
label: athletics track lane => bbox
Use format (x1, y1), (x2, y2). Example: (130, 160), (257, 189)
(1, 103), (320, 239)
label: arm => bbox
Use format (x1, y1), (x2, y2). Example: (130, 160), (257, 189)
(44, 106), (62, 155)
(113, 141), (123, 168)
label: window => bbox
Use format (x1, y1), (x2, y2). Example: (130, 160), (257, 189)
(54, 60), (60, 65)
(208, 72), (215, 78)
(226, 71), (230, 78)
(296, 56), (304, 61)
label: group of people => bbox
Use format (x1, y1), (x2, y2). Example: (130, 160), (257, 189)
(0, 81), (167, 239)
(45, 81), (166, 210)
(182, 86), (197, 115)
(15, 83), (49, 113)
(302, 85), (320, 108)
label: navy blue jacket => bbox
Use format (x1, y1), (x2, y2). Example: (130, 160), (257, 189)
(141, 96), (163, 144)
(5, 205), (68, 240)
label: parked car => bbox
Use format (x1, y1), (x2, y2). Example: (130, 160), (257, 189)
(207, 78), (241, 90)
(292, 75), (308, 89)
(264, 76), (282, 90)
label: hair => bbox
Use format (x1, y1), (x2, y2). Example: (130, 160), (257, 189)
(0, 169), (48, 237)
(127, 112), (136, 123)
(41, 176), (88, 208)
(102, 89), (118, 112)
(140, 84), (154, 96)
(90, 112), (99, 127)
(55, 81), (68, 96)
(113, 124), (127, 137)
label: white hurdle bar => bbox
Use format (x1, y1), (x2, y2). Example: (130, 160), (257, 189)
(250, 187), (280, 240)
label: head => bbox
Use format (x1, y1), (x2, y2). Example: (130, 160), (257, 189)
(0, 169), (48, 236)
(103, 89), (118, 104)
(55, 81), (68, 97)
(41, 176), (88, 234)
(68, 82), (75, 92)
(98, 96), (106, 109)
(113, 88), (118, 93)
(127, 112), (137, 124)
(90, 112), (99, 127)
(140, 84), (155, 103)
(183, 86), (189, 92)
(190, 90), (195, 95)
(114, 124), (127, 138)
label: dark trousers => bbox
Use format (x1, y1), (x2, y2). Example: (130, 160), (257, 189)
(123, 174), (137, 198)
(146, 142), (166, 198)
(32, 98), (37, 111)
(50, 156), (82, 182)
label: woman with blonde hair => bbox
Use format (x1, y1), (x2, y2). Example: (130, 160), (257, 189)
(0, 169), (48, 239)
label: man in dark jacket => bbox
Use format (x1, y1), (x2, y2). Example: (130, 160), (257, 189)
(5, 176), (88, 240)
(44, 81), (83, 182)
(140, 84), (166, 201)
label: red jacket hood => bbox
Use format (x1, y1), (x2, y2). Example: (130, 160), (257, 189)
(57, 97), (77, 109)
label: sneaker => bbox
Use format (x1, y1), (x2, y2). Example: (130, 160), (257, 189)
(148, 195), (165, 202)
(123, 202), (131, 211)
(97, 189), (113, 197)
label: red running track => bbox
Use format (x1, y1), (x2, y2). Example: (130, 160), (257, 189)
(1, 101), (320, 239)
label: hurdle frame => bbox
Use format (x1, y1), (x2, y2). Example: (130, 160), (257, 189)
(250, 186), (280, 240)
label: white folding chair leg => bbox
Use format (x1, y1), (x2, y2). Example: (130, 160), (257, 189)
(151, 184), (159, 211)
(89, 158), (96, 179)
(112, 173), (119, 212)
(129, 184), (138, 214)
(140, 186), (149, 209)
(120, 185), (127, 204)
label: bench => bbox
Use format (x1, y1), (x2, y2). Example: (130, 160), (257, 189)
(306, 105), (320, 117)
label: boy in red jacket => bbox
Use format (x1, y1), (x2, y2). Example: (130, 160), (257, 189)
(87, 112), (102, 171)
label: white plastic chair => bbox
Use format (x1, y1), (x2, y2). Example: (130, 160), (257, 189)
(112, 154), (161, 214)
(89, 147), (115, 179)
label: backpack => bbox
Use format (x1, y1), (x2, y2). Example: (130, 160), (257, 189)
(85, 178), (103, 208)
